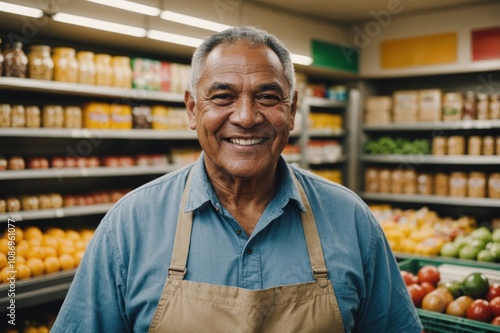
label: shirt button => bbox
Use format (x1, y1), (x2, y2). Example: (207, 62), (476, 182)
(236, 229), (242, 235)
(246, 249), (253, 255)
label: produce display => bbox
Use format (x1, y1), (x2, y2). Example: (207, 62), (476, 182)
(440, 227), (500, 263)
(365, 136), (430, 155)
(0, 226), (95, 283)
(401, 263), (500, 326)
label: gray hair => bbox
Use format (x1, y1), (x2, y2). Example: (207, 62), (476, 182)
(188, 26), (296, 101)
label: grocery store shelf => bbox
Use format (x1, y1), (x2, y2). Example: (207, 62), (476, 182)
(303, 96), (347, 108)
(308, 128), (345, 137)
(394, 252), (500, 270)
(307, 156), (346, 165)
(361, 192), (500, 208)
(0, 203), (114, 222)
(0, 128), (198, 139)
(0, 165), (180, 180)
(363, 119), (500, 131)
(0, 269), (75, 312)
(361, 155), (500, 165)
(0, 77), (185, 103)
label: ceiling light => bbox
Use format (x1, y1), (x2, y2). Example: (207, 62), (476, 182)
(52, 13), (147, 37)
(0, 1), (43, 18)
(147, 30), (203, 48)
(290, 53), (313, 66)
(86, 0), (160, 16)
(160, 10), (232, 32)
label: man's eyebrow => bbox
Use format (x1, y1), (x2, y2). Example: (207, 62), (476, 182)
(207, 82), (236, 95)
(256, 83), (285, 96)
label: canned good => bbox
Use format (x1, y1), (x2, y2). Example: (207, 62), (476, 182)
(25, 106), (41, 128)
(482, 136), (495, 155)
(467, 136), (482, 155)
(449, 172), (467, 197)
(447, 136), (465, 155)
(489, 173), (500, 199)
(467, 172), (486, 198)
(42, 105), (64, 128)
(434, 173), (449, 196)
(417, 173), (433, 195)
(432, 137), (447, 155)
(364, 168), (378, 193)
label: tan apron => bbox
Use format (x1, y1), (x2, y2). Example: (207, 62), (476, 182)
(148, 169), (345, 333)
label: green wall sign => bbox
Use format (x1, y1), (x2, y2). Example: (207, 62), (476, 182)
(311, 39), (359, 73)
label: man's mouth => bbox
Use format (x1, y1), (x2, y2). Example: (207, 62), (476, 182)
(229, 138), (264, 146)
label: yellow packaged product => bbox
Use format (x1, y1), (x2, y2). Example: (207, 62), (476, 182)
(83, 103), (111, 129)
(52, 47), (78, 83)
(152, 105), (170, 130)
(77, 51), (96, 85)
(110, 104), (132, 130)
(112, 56), (132, 88)
(95, 54), (113, 86)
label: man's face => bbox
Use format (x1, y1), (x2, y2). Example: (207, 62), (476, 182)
(186, 43), (297, 180)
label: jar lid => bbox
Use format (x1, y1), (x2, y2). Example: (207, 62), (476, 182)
(53, 47), (76, 55)
(95, 54), (112, 60)
(30, 45), (51, 52)
(77, 51), (95, 58)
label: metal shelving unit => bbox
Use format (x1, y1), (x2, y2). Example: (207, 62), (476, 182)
(361, 155), (500, 165)
(0, 203), (114, 222)
(363, 119), (500, 132)
(361, 193), (500, 208)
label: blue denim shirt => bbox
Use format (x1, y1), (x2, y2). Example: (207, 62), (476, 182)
(52, 154), (422, 333)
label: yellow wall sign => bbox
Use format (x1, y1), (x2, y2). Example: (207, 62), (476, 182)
(381, 32), (457, 69)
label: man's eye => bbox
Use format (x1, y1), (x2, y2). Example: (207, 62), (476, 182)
(256, 94), (281, 106)
(210, 94), (235, 105)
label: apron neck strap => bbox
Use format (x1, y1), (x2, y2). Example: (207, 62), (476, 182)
(168, 166), (330, 286)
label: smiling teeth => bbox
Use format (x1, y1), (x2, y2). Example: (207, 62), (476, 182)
(230, 138), (264, 146)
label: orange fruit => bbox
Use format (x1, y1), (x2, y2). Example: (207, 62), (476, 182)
(44, 256), (60, 274)
(65, 230), (81, 241)
(0, 238), (10, 255)
(16, 240), (29, 257)
(46, 227), (65, 238)
(73, 239), (86, 252)
(41, 235), (59, 249)
(27, 237), (42, 247)
(80, 229), (95, 242)
(57, 239), (75, 255)
(25, 246), (45, 260)
(38, 326), (50, 333)
(23, 326), (38, 333)
(0, 253), (7, 269)
(26, 258), (44, 276)
(59, 253), (76, 270)
(73, 250), (85, 266)
(13, 227), (23, 242)
(1, 266), (12, 283)
(42, 246), (57, 258)
(16, 255), (26, 265)
(24, 226), (43, 240)
(16, 263), (31, 280)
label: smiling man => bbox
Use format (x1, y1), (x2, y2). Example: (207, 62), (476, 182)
(52, 26), (423, 333)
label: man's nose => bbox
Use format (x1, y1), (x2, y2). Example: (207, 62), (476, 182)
(229, 96), (264, 128)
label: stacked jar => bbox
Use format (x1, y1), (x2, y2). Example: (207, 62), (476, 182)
(95, 54), (113, 86)
(77, 51), (96, 85)
(52, 47), (78, 83)
(112, 56), (132, 88)
(27, 45), (54, 80)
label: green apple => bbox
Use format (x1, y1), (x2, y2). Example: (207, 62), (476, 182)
(454, 235), (470, 250)
(459, 245), (480, 260)
(440, 242), (459, 258)
(477, 249), (496, 262)
(493, 229), (500, 243)
(486, 242), (500, 261)
(470, 227), (492, 243)
(470, 238), (488, 250)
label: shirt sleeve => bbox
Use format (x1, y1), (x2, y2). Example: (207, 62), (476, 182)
(51, 219), (131, 333)
(354, 208), (423, 333)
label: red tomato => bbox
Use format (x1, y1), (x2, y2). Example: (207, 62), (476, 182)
(401, 271), (418, 286)
(487, 284), (500, 302)
(492, 316), (500, 326)
(466, 299), (493, 322)
(420, 282), (436, 296)
(417, 265), (440, 286)
(490, 297), (500, 318)
(408, 284), (426, 308)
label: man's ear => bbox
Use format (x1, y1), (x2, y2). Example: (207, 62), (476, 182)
(289, 90), (298, 130)
(185, 90), (196, 130)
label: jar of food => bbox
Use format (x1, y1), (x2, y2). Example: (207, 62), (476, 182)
(38, 194), (52, 209)
(0, 38), (4, 75)
(482, 136), (495, 156)
(110, 104), (132, 129)
(417, 173), (433, 195)
(497, 137), (500, 155)
(8, 156), (25, 170)
(476, 93), (489, 120)
(447, 136), (465, 155)
(42, 105), (64, 128)
(0, 199), (5, 214)
(52, 47), (78, 83)
(0, 104), (11, 127)
(6, 197), (21, 212)
(467, 172), (486, 198)
(3, 42), (28, 77)
(151, 105), (170, 130)
(21, 195), (39, 211)
(434, 173), (449, 196)
(112, 56), (132, 88)
(83, 103), (111, 129)
(77, 51), (96, 85)
(490, 94), (500, 120)
(132, 105), (152, 129)
(10, 105), (25, 128)
(0, 157), (6, 170)
(25, 106), (41, 128)
(432, 137), (447, 155)
(378, 169), (391, 193)
(64, 106), (83, 128)
(402, 170), (417, 194)
(467, 136), (482, 155)
(95, 54), (113, 86)
(49, 193), (63, 209)
(364, 168), (378, 192)
(462, 91), (476, 120)
(28, 45), (54, 80)
(449, 172), (467, 197)
(489, 173), (500, 199)
(390, 170), (403, 194)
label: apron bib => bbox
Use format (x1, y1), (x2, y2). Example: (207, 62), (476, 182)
(148, 168), (345, 333)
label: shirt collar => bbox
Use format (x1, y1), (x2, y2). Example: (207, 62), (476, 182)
(184, 152), (305, 213)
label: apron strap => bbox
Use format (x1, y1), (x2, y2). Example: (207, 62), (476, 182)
(290, 168), (330, 287)
(168, 168), (194, 280)
(168, 166), (330, 287)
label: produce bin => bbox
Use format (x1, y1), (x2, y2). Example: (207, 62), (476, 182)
(398, 258), (500, 333)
